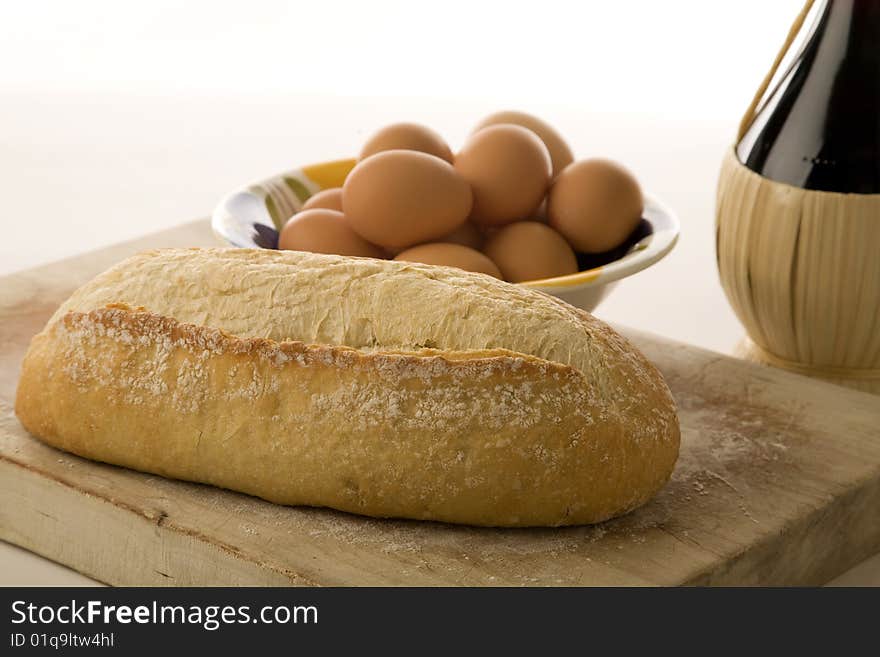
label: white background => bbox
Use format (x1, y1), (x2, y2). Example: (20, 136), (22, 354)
(4, 0), (878, 585)
(1, 0), (806, 276)
(3, 0), (803, 108)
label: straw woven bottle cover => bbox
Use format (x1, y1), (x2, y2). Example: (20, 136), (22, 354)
(716, 0), (880, 395)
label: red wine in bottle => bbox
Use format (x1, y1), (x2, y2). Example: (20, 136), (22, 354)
(737, 0), (880, 193)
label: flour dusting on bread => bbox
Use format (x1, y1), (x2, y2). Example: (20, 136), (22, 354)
(51, 248), (641, 382)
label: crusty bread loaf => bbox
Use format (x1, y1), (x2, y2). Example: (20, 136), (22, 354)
(16, 248), (679, 527)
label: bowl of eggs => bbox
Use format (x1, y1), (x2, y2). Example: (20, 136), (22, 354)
(212, 111), (679, 311)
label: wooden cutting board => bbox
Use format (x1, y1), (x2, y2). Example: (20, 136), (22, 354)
(1, 220), (879, 586)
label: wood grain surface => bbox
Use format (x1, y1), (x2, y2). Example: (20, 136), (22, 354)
(1, 220), (879, 586)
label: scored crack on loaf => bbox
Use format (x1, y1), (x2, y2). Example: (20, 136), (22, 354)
(17, 248), (680, 527)
(51, 248), (611, 376)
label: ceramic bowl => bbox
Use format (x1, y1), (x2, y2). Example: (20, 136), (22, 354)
(212, 158), (679, 311)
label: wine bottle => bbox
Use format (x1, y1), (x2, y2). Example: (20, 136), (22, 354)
(736, 0), (880, 193)
(717, 0), (880, 395)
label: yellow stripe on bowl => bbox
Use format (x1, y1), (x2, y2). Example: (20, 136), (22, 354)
(522, 267), (603, 289)
(302, 158), (357, 190)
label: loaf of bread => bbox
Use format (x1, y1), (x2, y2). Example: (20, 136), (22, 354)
(15, 248), (679, 527)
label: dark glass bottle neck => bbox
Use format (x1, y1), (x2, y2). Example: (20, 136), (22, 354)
(736, 0), (880, 193)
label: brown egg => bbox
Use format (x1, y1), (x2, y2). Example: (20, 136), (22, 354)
(472, 110), (574, 177)
(301, 188), (343, 212)
(395, 243), (502, 278)
(360, 123), (454, 163)
(547, 159), (643, 253)
(343, 150), (472, 250)
(440, 221), (483, 250)
(483, 222), (578, 283)
(278, 208), (385, 259)
(454, 124), (551, 226)
(380, 222), (481, 257)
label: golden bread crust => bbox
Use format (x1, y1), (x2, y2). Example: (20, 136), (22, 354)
(16, 248), (680, 527)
